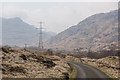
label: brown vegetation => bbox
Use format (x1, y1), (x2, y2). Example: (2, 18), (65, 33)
(2, 47), (70, 78)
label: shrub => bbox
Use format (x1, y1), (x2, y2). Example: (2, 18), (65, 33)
(9, 66), (26, 73)
(20, 54), (27, 60)
(2, 47), (9, 53)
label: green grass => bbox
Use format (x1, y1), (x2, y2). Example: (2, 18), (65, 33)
(68, 63), (77, 80)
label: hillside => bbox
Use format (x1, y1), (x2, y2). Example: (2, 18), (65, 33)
(1, 47), (70, 78)
(44, 10), (118, 51)
(2, 17), (56, 46)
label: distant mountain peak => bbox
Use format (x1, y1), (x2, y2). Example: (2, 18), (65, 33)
(13, 17), (20, 19)
(2, 17), (56, 46)
(9, 17), (23, 22)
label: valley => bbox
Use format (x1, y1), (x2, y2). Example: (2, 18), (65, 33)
(1, 7), (119, 80)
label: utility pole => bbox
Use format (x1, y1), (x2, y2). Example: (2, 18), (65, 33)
(38, 22), (44, 50)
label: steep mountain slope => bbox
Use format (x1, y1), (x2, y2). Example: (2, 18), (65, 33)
(45, 10), (118, 51)
(2, 17), (56, 46)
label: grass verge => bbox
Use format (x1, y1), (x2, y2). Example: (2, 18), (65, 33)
(68, 63), (77, 80)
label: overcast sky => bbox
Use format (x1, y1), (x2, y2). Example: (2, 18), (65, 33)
(1, 2), (118, 33)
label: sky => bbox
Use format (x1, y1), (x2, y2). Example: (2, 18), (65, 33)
(0, 2), (118, 33)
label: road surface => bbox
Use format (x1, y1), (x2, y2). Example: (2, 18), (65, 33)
(68, 62), (112, 80)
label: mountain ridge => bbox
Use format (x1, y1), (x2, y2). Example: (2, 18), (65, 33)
(2, 17), (56, 46)
(44, 10), (118, 51)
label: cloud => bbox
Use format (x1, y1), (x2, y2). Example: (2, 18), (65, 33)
(2, 2), (118, 33)
(2, 3), (28, 19)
